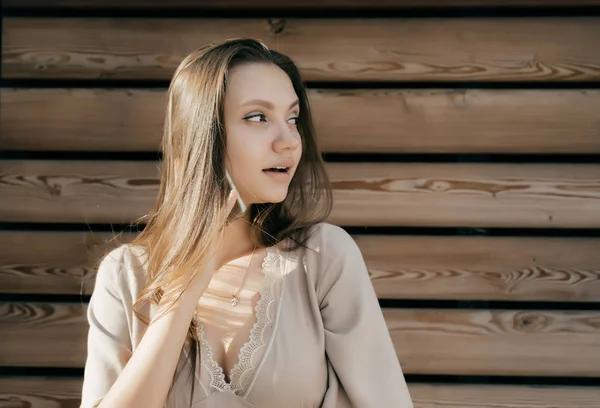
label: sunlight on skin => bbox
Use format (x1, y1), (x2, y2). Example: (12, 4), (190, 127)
(194, 246), (297, 381)
(195, 248), (267, 378)
(196, 61), (303, 382)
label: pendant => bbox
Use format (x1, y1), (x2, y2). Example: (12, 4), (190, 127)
(231, 294), (239, 307)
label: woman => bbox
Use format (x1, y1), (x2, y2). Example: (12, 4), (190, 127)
(80, 38), (413, 408)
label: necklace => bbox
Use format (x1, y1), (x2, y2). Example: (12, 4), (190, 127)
(231, 246), (257, 307)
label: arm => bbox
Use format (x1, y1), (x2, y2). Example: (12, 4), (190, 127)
(80, 246), (211, 408)
(317, 225), (414, 408)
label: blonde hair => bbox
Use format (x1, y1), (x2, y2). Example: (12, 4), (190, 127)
(108, 38), (332, 400)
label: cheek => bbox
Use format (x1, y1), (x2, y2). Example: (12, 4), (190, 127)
(226, 127), (265, 174)
(295, 135), (303, 160)
(226, 125), (253, 158)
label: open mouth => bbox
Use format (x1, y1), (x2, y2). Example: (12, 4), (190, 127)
(262, 167), (289, 173)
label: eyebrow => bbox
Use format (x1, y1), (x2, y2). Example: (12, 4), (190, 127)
(241, 99), (299, 110)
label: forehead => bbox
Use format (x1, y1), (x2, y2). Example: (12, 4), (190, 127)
(225, 63), (298, 106)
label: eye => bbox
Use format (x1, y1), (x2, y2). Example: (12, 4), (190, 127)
(244, 113), (267, 123)
(288, 116), (299, 125)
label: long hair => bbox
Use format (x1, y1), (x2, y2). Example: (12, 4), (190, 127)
(119, 38), (332, 402)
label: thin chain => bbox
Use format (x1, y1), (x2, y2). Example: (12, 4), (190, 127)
(231, 246), (257, 307)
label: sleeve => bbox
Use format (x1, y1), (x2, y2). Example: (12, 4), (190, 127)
(80, 246), (133, 408)
(316, 225), (414, 408)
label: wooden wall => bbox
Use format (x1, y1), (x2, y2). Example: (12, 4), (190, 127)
(2, 1), (600, 407)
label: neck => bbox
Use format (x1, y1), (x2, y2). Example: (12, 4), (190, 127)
(219, 209), (256, 264)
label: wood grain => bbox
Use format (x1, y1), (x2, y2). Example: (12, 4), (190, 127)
(0, 231), (135, 295)
(408, 384), (600, 408)
(4, 88), (600, 153)
(2, 161), (599, 227)
(0, 89), (165, 152)
(2, 232), (600, 302)
(1, 378), (599, 408)
(384, 308), (600, 376)
(0, 303), (87, 367)
(0, 160), (159, 225)
(357, 235), (600, 302)
(5, 0), (600, 9)
(2, 302), (600, 376)
(0, 378), (82, 408)
(327, 162), (600, 228)
(4, 17), (600, 81)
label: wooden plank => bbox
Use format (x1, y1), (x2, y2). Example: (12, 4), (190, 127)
(4, 18), (600, 81)
(2, 232), (600, 302)
(4, 88), (600, 153)
(0, 231), (134, 295)
(408, 384), (600, 408)
(2, 161), (599, 228)
(358, 235), (600, 302)
(0, 89), (164, 152)
(0, 378), (82, 408)
(2, 303), (600, 376)
(0, 160), (159, 225)
(1, 378), (599, 408)
(328, 162), (600, 228)
(0, 303), (87, 367)
(385, 309), (600, 376)
(5, 0), (600, 9)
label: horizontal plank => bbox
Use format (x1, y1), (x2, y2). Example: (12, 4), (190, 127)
(0, 378), (83, 408)
(328, 163), (600, 228)
(2, 232), (600, 302)
(2, 161), (599, 228)
(2, 302), (599, 376)
(5, 0), (600, 9)
(1, 378), (599, 408)
(0, 303), (88, 367)
(359, 235), (600, 301)
(0, 231), (134, 295)
(3, 89), (600, 153)
(0, 89), (164, 152)
(0, 160), (159, 225)
(3, 18), (600, 81)
(385, 309), (600, 376)
(408, 384), (600, 408)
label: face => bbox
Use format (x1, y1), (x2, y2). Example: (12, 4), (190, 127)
(223, 62), (303, 207)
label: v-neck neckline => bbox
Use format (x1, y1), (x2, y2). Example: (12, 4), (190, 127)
(195, 244), (283, 397)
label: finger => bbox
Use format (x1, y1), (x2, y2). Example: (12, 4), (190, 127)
(226, 189), (238, 214)
(218, 190), (238, 231)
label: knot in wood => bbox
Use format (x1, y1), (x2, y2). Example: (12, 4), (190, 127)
(49, 184), (62, 196)
(514, 312), (548, 332)
(267, 19), (286, 35)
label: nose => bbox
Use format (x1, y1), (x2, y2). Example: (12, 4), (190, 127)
(273, 121), (301, 153)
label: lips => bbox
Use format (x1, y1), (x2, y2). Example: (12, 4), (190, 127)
(262, 158), (295, 173)
(263, 168), (288, 173)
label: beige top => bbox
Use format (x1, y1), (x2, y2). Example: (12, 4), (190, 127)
(80, 222), (414, 408)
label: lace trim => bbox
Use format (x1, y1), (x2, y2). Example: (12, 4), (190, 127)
(198, 245), (280, 396)
(229, 275), (278, 394)
(198, 324), (233, 394)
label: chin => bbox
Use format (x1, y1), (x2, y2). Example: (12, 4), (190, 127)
(255, 192), (288, 205)
(266, 195), (288, 204)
